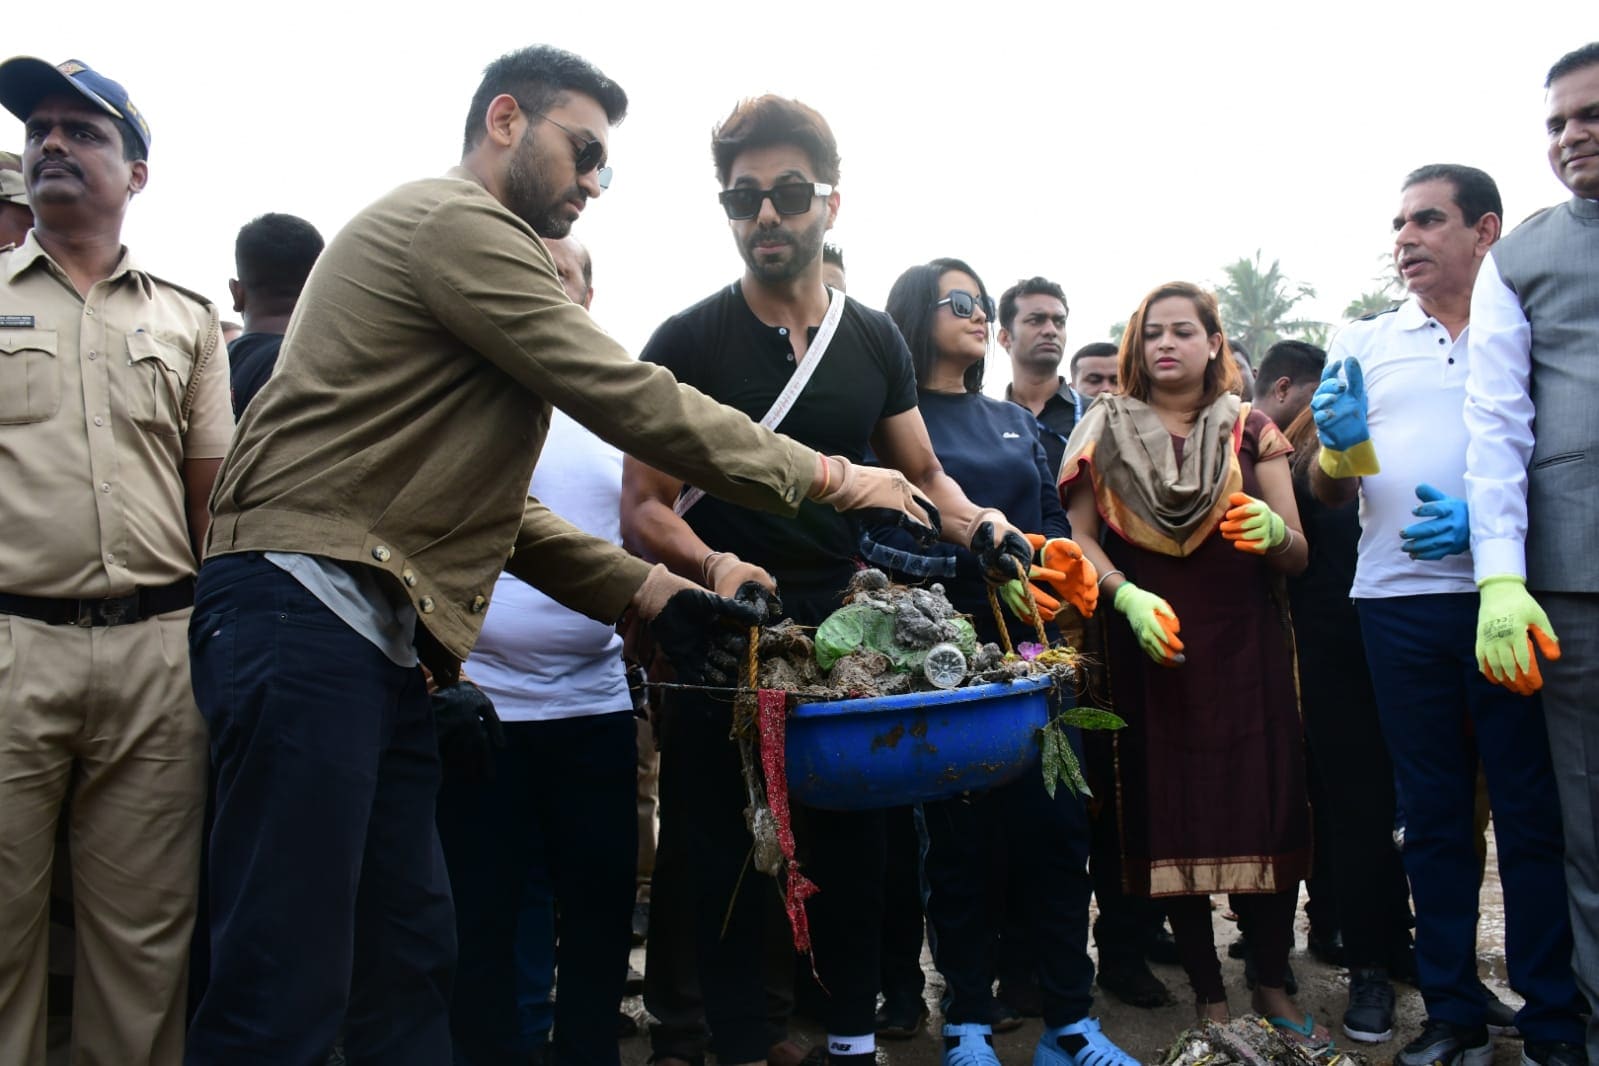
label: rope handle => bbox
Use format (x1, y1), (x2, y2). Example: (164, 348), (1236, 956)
(986, 579), (1051, 656)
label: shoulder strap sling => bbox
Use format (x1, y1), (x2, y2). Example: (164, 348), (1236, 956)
(674, 287), (848, 517)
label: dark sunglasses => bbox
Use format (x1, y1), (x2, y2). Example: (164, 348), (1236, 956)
(531, 112), (613, 189)
(935, 289), (995, 320)
(718, 182), (833, 220)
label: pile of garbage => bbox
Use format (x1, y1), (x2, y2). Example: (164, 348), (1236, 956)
(1162, 1016), (1364, 1066)
(754, 568), (1076, 700)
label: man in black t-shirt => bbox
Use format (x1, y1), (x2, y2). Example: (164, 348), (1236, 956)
(622, 96), (1032, 1066)
(226, 212), (324, 418)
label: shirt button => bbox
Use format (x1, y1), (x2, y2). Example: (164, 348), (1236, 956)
(87, 351), (97, 360)
(471, 595), (487, 613)
(93, 416), (104, 426)
(419, 596), (435, 614)
(372, 546), (391, 562)
(85, 308), (95, 316)
(778, 327), (788, 336)
(100, 482), (111, 493)
(1438, 338), (1445, 345)
(402, 569), (418, 587)
(105, 552), (115, 563)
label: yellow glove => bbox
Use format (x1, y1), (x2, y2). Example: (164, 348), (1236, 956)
(1475, 576), (1560, 696)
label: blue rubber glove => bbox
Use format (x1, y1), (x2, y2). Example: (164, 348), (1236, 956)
(1311, 359), (1380, 478)
(1400, 483), (1470, 560)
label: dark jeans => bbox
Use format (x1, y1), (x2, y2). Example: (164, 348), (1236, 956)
(880, 805), (927, 1012)
(438, 713), (637, 1066)
(645, 690), (884, 1058)
(185, 553), (455, 1066)
(923, 749), (1096, 1029)
(1300, 626), (1411, 970)
(1357, 594), (1584, 1044)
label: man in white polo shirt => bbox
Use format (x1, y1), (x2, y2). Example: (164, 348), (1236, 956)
(1311, 164), (1583, 1066)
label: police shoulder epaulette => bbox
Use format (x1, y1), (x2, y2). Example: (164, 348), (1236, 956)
(1356, 303), (1401, 323)
(145, 271), (218, 313)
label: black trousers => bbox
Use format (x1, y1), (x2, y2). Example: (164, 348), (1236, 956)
(436, 713), (637, 1066)
(646, 690), (884, 1058)
(879, 805), (927, 1011)
(924, 754), (1096, 1029)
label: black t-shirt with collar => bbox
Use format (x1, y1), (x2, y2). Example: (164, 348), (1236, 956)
(640, 281), (919, 620)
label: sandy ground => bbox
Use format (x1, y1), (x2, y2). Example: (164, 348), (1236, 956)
(613, 832), (1524, 1066)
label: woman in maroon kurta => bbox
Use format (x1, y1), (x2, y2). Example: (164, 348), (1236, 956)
(1060, 282), (1320, 1041)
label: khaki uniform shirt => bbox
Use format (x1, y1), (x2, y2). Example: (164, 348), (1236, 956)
(208, 168), (818, 660)
(0, 233), (230, 598)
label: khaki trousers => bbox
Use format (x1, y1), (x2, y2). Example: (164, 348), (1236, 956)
(0, 609), (206, 1066)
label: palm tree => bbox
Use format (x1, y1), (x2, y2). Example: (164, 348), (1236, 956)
(1343, 290), (1401, 320)
(1213, 251), (1324, 364)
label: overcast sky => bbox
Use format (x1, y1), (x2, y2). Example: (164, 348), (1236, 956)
(5, 1), (1583, 397)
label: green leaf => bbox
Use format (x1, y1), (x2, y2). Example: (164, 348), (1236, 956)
(1060, 737), (1092, 798)
(1039, 724), (1063, 799)
(1057, 707), (1126, 731)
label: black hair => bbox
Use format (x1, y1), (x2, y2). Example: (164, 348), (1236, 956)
(113, 117), (145, 162)
(1547, 42), (1599, 87)
(885, 257), (990, 395)
(462, 45), (628, 154)
(822, 242), (844, 269)
(1402, 164), (1502, 226)
(712, 95), (840, 187)
(1228, 338), (1251, 367)
(997, 276), (1068, 332)
(1069, 341), (1119, 378)
(1255, 340), (1326, 397)
(235, 213), (325, 303)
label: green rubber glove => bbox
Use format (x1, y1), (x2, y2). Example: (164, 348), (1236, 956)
(1475, 576), (1560, 695)
(1219, 491), (1288, 555)
(1112, 581), (1185, 666)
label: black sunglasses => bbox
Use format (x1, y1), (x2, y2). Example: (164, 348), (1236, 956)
(718, 182), (833, 220)
(935, 289), (995, 320)
(530, 112), (613, 190)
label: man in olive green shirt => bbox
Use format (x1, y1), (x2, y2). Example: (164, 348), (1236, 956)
(185, 45), (930, 1065)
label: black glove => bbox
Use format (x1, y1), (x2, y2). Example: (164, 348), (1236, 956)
(432, 679), (506, 782)
(971, 520), (1032, 583)
(854, 494), (942, 551)
(734, 579), (784, 626)
(649, 586), (765, 686)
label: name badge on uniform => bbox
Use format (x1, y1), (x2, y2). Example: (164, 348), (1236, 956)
(0, 314), (35, 327)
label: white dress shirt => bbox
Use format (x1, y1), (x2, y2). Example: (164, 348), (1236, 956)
(1334, 297), (1478, 599)
(1463, 252), (1537, 583)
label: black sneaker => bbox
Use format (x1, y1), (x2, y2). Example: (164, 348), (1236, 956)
(1342, 968), (1395, 1043)
(1521, 1041), (1586, 1066)
(1395, 1019), (1492, 1066)
(1479, 980), (1520, 1037)
(874, 999), (929, 1040)
(1097, 955), (1175, 1009)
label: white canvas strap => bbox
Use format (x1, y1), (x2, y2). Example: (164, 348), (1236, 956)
(674, 287), (847, 517)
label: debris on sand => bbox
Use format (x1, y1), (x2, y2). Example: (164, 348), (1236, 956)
(1161, 1015), (1363, 1066)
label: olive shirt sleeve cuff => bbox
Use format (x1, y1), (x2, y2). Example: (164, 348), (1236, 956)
(503, 496), (654, 624)
(404, 194), (818, 517)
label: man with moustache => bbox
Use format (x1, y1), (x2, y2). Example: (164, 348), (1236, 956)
(0, 57), (231, 1065)
(1464, 41), (1599, 1066)
(184, 49), (933, 1065)
(1312, 164), (1583, 1063)
(623, 95), (1036, 1066)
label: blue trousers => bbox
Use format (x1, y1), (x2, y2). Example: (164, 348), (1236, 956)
(185, 552), (455, 1066)
(437, 713), (637, 1066)
(1356, 594), (1583, 1043)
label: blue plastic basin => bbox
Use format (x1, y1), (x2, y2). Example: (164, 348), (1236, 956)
(784, 674), (1057, 811)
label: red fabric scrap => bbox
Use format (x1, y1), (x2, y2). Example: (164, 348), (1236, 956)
(756, 688), (819, 954)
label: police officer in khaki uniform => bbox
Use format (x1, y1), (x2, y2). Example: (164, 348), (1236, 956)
(0, 57), (231, 1066)
(0, 149), (30, 248)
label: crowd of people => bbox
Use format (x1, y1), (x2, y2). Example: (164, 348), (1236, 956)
(0, 35), (1595, 1066)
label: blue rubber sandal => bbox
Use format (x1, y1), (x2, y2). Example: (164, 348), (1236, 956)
(1267, 1013), (1335, 1051)
(1034, 1017), (1140, 1066)
(943, 1022), (1001, 1066)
